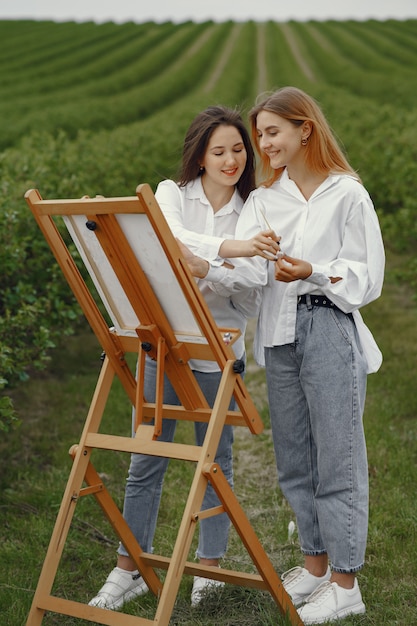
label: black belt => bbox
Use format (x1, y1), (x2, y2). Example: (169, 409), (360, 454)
(297, 294), (340, 311)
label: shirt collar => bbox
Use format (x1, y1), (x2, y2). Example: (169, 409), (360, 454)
(186, 177), (243, 215)
(277, 168), (342, 200)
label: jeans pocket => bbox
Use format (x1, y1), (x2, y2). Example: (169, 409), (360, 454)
(328, 309), (355, 346)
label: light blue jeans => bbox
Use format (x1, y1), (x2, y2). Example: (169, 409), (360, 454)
(118, 358), (235, 561)
(264, 301), (369, 574)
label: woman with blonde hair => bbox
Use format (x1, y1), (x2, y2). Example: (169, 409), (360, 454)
(241, 86), (384, 623)
(185, 86), (385, 623)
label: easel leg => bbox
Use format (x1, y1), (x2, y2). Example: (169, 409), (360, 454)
(82, 460), (163, 596)
(26, 358), (115, 626)
(152, 360), (238, 625)
(204, 462), (304, 626)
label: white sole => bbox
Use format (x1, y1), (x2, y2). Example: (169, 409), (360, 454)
(300, 601), (366, 624)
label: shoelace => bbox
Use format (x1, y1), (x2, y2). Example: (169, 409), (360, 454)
(282, 566), (304, 583)
(306, 581), (335, 604)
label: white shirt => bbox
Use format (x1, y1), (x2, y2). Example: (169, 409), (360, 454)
(155, 178), (262, 372)
(208, 169), (385, 373)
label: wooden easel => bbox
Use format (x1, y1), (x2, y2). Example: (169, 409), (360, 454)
(24, 185), (303, 626)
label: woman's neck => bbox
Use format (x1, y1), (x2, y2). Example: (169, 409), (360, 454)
(201, 176), (234, 212)
(286, 165), (327, 201)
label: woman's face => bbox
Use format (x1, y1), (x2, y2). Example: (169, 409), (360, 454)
(256, 110), (306, 170)
(200, 124), (247, 188)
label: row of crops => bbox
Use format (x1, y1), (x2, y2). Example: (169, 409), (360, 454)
(2, 19), (417, 148)
(1, 18), (417, 425)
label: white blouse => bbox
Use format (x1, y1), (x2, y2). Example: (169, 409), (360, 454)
(207, 169), (385, 373)
(155, 178), (262, 372)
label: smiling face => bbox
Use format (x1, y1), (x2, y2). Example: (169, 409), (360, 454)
(200, 124), (247, 189)
(256, 110), (308, 170)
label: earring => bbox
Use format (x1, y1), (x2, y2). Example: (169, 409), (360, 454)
(301, 138), (308, 146)
(199, 165), (204, 172)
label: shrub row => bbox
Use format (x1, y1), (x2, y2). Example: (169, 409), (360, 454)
(1, 22), (170, 96)
(1, 18), (417, 427)
(0, 22), (233, 150)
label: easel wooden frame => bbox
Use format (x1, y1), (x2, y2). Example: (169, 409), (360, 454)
(24, 184), (303, 626)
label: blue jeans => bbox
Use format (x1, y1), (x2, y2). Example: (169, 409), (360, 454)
(264, 302), (369, 574)
(118, 358), (234, 561)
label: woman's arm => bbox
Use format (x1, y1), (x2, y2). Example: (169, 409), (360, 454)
(219, 230), (281, 260)
(177, 240), (263, 319)
(155, 179), (225, 262)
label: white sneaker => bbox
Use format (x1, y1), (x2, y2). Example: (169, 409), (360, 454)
(88, 567), (149, 610)
(298, 579), (366, 624)
(191, 575), (225, 607)
(281, 566), (331, 607)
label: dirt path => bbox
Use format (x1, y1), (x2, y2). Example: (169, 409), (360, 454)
(256, 23), (268, 95)
(203, 24), (243, 94)
(279, 23), (316, 82)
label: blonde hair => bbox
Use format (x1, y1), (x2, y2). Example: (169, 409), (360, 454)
(249, 87), (360, 187)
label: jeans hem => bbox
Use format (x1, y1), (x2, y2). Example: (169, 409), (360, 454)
(331, 563), (364, 574)
(195, 551), (226, 561)
(301, 549), (328, 557)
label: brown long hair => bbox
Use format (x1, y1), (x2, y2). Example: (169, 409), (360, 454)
(249, 87), (360, 187)
(178, 106), (256, 201)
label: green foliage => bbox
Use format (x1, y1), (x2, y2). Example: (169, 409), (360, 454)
(292, 20), (417, 107)
(265, 22), (315, 90)
(203, 22), (260, 108)
(0, 394), (19, 432)
(1, 272), (416, 624)
(1, 16), (417, 429)
(0, 21), (232, 149)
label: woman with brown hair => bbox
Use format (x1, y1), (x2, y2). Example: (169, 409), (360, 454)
(89, 105), (263, 610)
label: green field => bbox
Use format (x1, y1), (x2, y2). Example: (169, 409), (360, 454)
(2, 17), (417, 402)
(1, 17), (417, 626)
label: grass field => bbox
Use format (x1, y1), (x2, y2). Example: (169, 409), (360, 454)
(1, 249), (416, 625)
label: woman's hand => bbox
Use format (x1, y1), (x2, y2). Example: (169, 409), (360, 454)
(274, 254), (312, 282)
(219, 229), (281, 259)
(177, 239), (209, 278)
(248, 229), (281, 259)
(236, 229), (281, 259)
(177, 240), (235, 277)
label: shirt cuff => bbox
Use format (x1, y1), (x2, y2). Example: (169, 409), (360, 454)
(205, 264), (227, 282)
(209, 255), (226, 267)
(306, 264), (331, 286)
